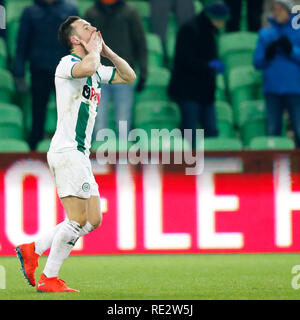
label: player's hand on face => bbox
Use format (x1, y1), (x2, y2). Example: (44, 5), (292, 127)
(80, 30), (102, 54)
(97, 31), (112, 58)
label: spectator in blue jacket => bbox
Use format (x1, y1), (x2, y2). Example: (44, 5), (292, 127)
(254, 0), (300, 147)
(14, 0), (78, 150)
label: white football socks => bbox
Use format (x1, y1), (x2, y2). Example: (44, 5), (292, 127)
(43, 219), (82, 278)
(35, 219), (94, 256)
(35, 221), (65, 256)
(79, 221), (94, 236)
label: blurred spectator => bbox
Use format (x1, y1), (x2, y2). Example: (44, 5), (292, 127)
(65, 0), (78, 5)
(14, 0), (79, 150)
(224, 0), (263, 32)
(150, 0), (195, 66)
(168, 2), (230, 148)
(254, 0), (300, 147)
(85, 0), (147, 139)
(262, 0), (300, 26)
(0, 0), (5, 39)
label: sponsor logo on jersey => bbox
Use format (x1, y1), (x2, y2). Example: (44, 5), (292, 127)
(82, 85), (100, 105)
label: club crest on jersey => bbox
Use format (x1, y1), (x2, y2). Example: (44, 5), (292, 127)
(82, 84), (100, 105)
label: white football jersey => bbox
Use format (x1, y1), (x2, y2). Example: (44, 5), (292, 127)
(49, 53), (115, 157)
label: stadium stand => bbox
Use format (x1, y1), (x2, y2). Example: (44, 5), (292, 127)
(228, 65), (263, 125)
(36, 138), (52, 152)
(146, 33), (164, 67)
(0, 102), (24, 139)
(135, 67), (170, 104)
(249, 136), (295, 150)
(219, 31), (258, 73)
(215, 101), (234, 138)
(0, 68), (14, 103)
(0, 0), (297, 152)
(204, 137), (243, 151)
(134, 101), (181, 134)
(0, 138), (30, 152)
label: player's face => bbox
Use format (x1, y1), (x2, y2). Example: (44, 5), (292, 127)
(72, 19), (98, 44)
(273, 3), (290, 24)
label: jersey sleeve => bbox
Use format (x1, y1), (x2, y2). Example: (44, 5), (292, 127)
(97, 65), (116, 84)
(55, 56), (81, 80)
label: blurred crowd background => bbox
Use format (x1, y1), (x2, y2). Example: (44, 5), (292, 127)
(0, 0), (300, 153)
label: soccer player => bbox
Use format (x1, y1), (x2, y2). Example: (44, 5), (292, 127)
(15, 16), (136, 293)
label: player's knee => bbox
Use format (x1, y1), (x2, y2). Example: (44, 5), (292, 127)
(91, 211), (102, 229)
(76, 212), (88, 227)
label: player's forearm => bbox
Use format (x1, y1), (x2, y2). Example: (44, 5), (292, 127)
(81, 51), (101, 77)
(107, 52), (136, 83)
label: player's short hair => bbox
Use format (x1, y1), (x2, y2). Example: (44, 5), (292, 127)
(58, 16), (81, 51)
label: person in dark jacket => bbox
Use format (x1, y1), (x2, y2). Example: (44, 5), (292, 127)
(168, 1), (230, 148)
(224, 0), (263, 32)
(85, 0), (148, 139)
(254, 0), (300, 147)
(14, 0), (79, 150)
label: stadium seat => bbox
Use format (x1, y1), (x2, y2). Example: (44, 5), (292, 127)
(166, 34), (176, 67)
(0, 103), (24, 139)
(194, 0), (204, 14)
(137, 135), (192, 152)
(215, 101), (234, 138)
(239, 100), (288, 146)
(7, 18), (20, 58)
(0, 139), (30, 153)
(249, 136), (295, 150)
(6, 0), (33, 22)
(128, 1), (150, 17)
(134, 101), (181, 134)
(0, 69), (15, 103)
(45, 100), (57, 134)
(147, 33), (164, 67)
(0, 38), (7, 69)
(228, 66), (263, 124)
(6, 0), (33, 58)
(239, 100), (266, 146)
(204, 137), (243, 151)
(216, 74), (227, 102)
(77, 0), (94, 16)
(36, 139), (51, 152)
(219, 32), (258, 72)
(135, 67), (170, 103)
(91, 139), (133, 153)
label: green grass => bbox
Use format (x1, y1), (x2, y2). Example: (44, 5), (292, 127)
(0, 254), (300, 300)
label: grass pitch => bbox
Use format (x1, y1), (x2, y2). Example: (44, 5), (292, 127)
(0, 254), (300, 300)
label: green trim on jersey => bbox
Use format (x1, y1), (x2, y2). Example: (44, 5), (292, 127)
(70, 53), (82, 61)
(87, 76), (93, 87)
(75, 101), (89, 154)
(109, 68), (116, 84)
(96, 71), (101, 88)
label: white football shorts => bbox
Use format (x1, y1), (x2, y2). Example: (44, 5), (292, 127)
(47, 150), (100, 199)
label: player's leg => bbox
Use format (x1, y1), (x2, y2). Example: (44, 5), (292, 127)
(36, 196), (87, 292)
(87, 196), (102, 229)
(42, 196), (87, 277)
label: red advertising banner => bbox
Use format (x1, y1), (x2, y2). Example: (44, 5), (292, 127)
(1, 151), (300, 256)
